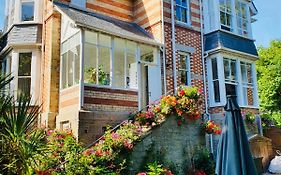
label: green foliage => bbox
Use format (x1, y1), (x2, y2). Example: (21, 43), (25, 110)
(257, 40), (281, 126)
(0, 74), (45, 175)
(84, 65), (109, 85)
(192, 148), (215, 175)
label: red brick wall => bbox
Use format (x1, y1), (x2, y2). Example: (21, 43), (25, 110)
(164, 23), (205, 111)
(83, 86), (138, 113)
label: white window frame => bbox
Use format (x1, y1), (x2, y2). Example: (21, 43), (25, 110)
(219, 0), (233, 31)
(17, 52), (32, 98)
(178, 52), (191, 86)
(215, 0), (252, 38)
(20, 0), (35, 22)
(175, 0), (191, 25)
(82, 31), (157, 91)
(236, 1), (250, 37)
(60, 32), (81, 90)
(207, 54), (259, 108)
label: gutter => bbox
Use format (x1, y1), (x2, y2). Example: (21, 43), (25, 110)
(170, 0), (177, 93)
(161, 0), (167, 94)
(199, 0), (214, 155)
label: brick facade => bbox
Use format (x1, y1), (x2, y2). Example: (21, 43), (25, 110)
(41, 1), (62, 128)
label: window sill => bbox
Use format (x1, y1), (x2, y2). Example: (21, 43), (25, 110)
(209, 103), (259, 109)
(219, 29), (254, 41)
(175, 21), (194, 30)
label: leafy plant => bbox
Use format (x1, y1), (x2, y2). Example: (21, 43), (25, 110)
(0, 73), (45, 175)
(257, 40), (281, 126)
(192, 148), (215, 175)
(84, 65), (109, 85)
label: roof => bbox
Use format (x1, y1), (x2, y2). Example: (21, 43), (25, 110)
(54, 2), (160, 46)
(204, 30), (258, 57)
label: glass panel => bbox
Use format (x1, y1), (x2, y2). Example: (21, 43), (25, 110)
(67, 50), (74, 87)
(99, 47), (111, 85)
(176, 6), (181, 21)
(18, 78), (31, 95)
(224, 59), (230, 80)
(214, 80), (220, 103)
(21, 2), (34, 21)
(179, 55), (188, 85)
(182, 9), (187, 23)
(126, 41), (137, 89)
(230, 60), (236, 81)
(180, 70), (188, 85)
(85, 31), (97, 45)
(19, 53), (32, 76)
(211, 58), (218, 79)
(225, 83), (236, 96)
(62, 53), (67, 89)
(140, 45), (154, 63)
(74, 45), (80, 85)
(241, 63), (247, 83)
(84, 43), (97, 84)
(243, 86), (248, 105)
(182, 0), (187, 6)
(113, 39), (125, 88)
(247, 64), (252, 84)
(99, 34), (111, 47)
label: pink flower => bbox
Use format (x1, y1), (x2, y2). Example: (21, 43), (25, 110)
(198, 88), (204, 94)
(47, 130), (54, 136)
(111, 132), (120, 140)
(56, 134), (63, 140)
(137, 173), (146, 175)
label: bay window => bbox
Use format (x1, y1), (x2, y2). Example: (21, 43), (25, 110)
(208, 56), (258, 107)
(176, 0), (190, 24)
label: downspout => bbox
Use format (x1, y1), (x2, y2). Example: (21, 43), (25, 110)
(170, 0), (177, 94)
(199, 0), (214, 155)
(161, 0), (167, 94)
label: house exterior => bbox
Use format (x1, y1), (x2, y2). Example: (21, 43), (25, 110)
(0, 0), (259, 145)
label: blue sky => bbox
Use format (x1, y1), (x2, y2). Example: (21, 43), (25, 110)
(0, 0), (281, 47)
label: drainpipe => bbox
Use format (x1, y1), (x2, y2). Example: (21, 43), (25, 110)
(199, 0), (214, 155)
(161, 0), (167, 94)
(170, 0), (177, 94)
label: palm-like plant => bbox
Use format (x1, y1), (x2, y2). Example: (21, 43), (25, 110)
(0, 74), (45, 175)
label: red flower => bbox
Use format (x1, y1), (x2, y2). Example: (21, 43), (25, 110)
(194, 170), (206, 175)
(178, 90), (185, 97)
(95, 149), (103, 157)
(123, 139), (134, 150)
(177, 120), (183, 126)
(198, 88), (204, 94)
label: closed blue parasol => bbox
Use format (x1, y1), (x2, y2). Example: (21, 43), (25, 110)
(215, 96), (257, 175)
